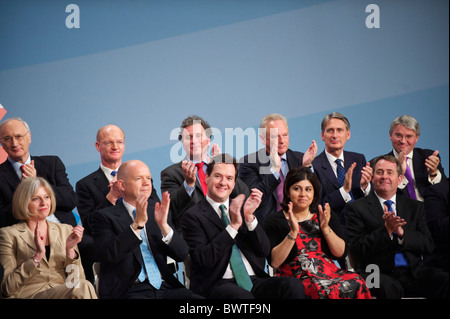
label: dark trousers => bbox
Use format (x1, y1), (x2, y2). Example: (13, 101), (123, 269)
(125, 280), (205, 299)
(363, 266), (449, 299)
(207, 276), (305, 299)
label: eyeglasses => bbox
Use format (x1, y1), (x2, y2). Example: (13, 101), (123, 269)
(0, 131), (29, 144)
(98, 140), (125, 147)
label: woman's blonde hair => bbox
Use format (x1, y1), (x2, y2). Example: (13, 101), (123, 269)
(12, 177), (56, 221)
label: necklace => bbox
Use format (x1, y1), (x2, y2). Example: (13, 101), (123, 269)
(297, 212), (310, 223)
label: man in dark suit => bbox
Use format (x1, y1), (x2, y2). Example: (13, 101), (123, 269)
(312, 112), (372, 225)
(91, 160), (202, 299)
(0, 117), (78, 228)
(161, 115), (249, 232)
(238, 113), (317, 223)
(181, 154), (305, 299)
(375, 114), (446, 201)
(345, 155), (448, 299)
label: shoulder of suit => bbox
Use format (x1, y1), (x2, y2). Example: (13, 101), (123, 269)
(76, 168), (103, 185)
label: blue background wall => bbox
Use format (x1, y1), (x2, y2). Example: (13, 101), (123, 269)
(1, 0), (448, 206)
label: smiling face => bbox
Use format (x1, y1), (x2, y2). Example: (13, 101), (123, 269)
(261, 119), (289, 156)
(321, 118), (350, 157)
(181, 123), (211, 161)
(389, 124), (419, 156)
(95, 125), (125, 168)
(0, 119), (31, 163)
(205, 163), (236, 203)
(289, 179), (314, 211)
(28, 186), (52, 221)
(118, 160), (153, 205)
(372, 159), (403, 199)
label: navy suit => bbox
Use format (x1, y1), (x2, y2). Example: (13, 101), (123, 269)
(238, 148), (304, 223)
(312, 150), (368, 224)
(91, 198), (191, 299)
(0, 155), (78, 227)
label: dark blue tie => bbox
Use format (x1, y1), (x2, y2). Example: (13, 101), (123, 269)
(335, 159), (346, 187)
(383, 200), (408, 267)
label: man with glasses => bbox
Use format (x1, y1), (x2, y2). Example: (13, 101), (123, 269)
(0, 117), (78, 227)
(374, 115), (446, 201)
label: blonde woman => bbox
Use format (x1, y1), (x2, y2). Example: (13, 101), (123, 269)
(0, 177), (97, 299)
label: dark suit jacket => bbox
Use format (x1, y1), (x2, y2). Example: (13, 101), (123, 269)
(0, 156), (78, 227)
(238, 148), (304, 223)
(312, 150), (368, 223)
(181, 197), (271, 296)
(344, 192), (434, 277)
(91, 199), (188, 299)
(76, 167), (159, 235)
(373, 148), (447, 199)
(160, 160), (250, 232)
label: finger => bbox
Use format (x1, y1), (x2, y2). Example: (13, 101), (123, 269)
(432, 150), (439, 157)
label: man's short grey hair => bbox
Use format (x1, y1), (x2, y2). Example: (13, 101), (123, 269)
(0, 117), (30, 133)
(321, 112), (350, 132)
(389, 115), (420, 136)
(260, 113), (288, 130)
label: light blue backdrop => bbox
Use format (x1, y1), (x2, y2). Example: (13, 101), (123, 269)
(1, 0), (448, 205)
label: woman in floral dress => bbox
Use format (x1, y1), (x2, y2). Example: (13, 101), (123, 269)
(264, 167), (371, 299)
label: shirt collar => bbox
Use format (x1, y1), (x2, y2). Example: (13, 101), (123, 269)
(8, 155), (31, 179)
(206, 196), (230, 218)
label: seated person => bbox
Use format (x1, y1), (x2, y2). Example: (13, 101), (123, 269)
(181, 154), (305, 299)
(0, 177), (96, 299)
(264, 167), (371, 299)
(161, 115), (249, 233)
(239, 113), (317, 224)
(91, 160), (203, 299)
(345, 155), (448, 299)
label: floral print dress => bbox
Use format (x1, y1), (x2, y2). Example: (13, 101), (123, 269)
(277, 214), (371, 299)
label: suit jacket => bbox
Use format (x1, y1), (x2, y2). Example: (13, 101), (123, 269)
(0, 221), (85, 298)
(0, 156), (78, 227)
(380, 148), (447, 199)
(312, 150), (368, 223)
(181, 197), (271, 296)
(344, 192), (434, 277)
(90, 199), (188, 299)
(160, 160), (250, 232)
(76, 167), (159, 235)
(238, 148), (304, 223)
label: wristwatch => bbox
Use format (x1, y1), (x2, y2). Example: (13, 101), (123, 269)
(132, 221), (145, 230)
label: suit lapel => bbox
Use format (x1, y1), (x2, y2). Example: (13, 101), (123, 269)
(318, 152), (341, 189)
(199, 198), (225, 230)
(0, 160), (21, 189)
(17, 222), (35, 251)
(93, 167), (110, 195)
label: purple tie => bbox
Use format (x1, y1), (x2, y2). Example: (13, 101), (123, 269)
(276, 167), (285, 211)
(403, 158), (417, 200)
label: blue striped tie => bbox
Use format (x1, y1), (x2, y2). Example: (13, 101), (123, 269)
(383, 200), (408, 267)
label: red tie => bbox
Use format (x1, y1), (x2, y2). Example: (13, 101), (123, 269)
(195, 162), (208, 195)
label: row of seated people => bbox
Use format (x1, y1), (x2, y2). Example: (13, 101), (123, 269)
(0, 114), (448, 299)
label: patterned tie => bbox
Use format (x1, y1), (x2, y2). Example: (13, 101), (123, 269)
(383, 200), (408, 267)
(335, 159), (353, 200)
(335, 159), (346, 187)
(403, 158), (417, 200)
(195, 162), (208, 195)
(132, 210), (162, 289)
(219, 204), (253, 291)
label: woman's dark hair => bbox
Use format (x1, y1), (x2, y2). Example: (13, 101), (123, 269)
(280, 166), (320, 214)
